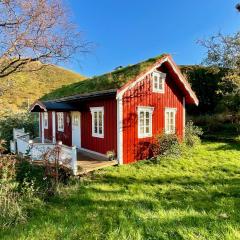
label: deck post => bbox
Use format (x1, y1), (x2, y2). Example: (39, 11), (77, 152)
(41, 112), (45, 143)
(71, 146), (77, 175)
(52, 111), (56, 143)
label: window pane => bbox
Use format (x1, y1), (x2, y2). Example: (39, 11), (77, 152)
(154, 76), (158, 89)
(146, 118), (149, 126)
(146, 126), (149, 133)
(140, 126), (144, 134)
(140, 112), (144, 127)
(99, 112), (102, 126)
(99, 126), (102, 134)
(94, 112), (98, 133)
(146, 111), (149, 119)
(159, 78), (163, 90)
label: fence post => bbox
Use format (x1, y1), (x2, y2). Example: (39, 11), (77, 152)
(71, 146), (78, 175)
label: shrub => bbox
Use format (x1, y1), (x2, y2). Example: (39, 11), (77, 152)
(184, 121), (203, 147)
(0, 154), (29, 228)
(151, 133), (181, 159)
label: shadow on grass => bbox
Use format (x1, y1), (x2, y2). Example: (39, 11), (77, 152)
(1, 144), (240, 239)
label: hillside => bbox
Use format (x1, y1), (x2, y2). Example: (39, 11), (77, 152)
(0, 63), (85, 115)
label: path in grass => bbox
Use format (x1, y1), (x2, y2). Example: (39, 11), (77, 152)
(1, 141), (240, 240)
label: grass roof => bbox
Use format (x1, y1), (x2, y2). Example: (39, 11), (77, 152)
(42, 54), (167, 100)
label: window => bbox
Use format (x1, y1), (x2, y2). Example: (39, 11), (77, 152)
(138, 106), (154, 138)
(165, 108), (177, 134)
(90, 107), (104, 138)
(73, 114), (79, 127)
(43, 112), (48, 129)
(152, 71), (166, 93)
(57, 112), (64, 132)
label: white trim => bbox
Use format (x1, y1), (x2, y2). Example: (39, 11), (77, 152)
(52, 111), (56, 143)
(152, 71), (166, 93)
(71, 111), (81, 148)
(29, 101), (47, 112)
(38, 112), (41, 138)
(117, 57), (168, 99)
(165, 108), (177, 134)
(116, 56), (198, 106)
(137, 106), (154, 138)
(57, 112), (64, 132)
(41, 112), (45, 143)
(43, 112), (48, 129)
(117, 98), (123, 165)
(90, 107), (104, 138)
(183, 97), (186, 137)
(80, 147), (108, 159)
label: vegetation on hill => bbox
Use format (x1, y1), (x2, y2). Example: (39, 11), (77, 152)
(42, 54), (167, 100)
(180, 65), (226, 115)
(0, 63), (85, 116)
(1, 141), (240, 239)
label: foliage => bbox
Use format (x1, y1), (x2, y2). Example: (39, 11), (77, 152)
(184, 121), (203, 147)
(189, 114), (240, 141)
(42, 54), (167, 100)
(180, 65), (226, 115)
(0, 141), (240, 239)
(199, 32), (240, 125)
(0, 141), (38, 229)
(0, 63), (85, 115)
(151, 133), (181, 159)
(0, 112), (37, 151)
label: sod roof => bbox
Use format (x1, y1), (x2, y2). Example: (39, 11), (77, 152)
(42, 54), (167, 101)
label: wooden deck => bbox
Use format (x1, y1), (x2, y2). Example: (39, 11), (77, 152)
(77, 151), (118, 175)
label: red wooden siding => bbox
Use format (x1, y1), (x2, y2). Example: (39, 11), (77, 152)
(44, 111), (52, 141)
(81, 97), (117, 155)
(122, 64), (184, 164)
(40, 111), (72, 146)
(39, 111), (52, 141)
(55, 112), (72, 146)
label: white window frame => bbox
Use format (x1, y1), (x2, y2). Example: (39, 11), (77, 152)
(90, 107), (104, 138)
(152, 71), (166, 93)
(57, 112), (64, 132)
(43, 112), (48, 129)
(137, 106), (154, 138)
(165, 108), (177, 134)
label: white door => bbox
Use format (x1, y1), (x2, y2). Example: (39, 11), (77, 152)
(71, 112), (81, 148)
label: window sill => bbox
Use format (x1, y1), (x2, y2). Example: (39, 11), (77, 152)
(92, 134), (104, 138)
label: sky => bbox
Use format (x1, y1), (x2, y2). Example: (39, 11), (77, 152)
(63, 0), (240, 77)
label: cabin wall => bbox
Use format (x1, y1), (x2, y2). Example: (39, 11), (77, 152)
(40, 111), (71, 146)
(122, 65), (184, 164)
(55, 111), (72, 146)
(39, 111), (53, 141)
(81, 97), (117, 155)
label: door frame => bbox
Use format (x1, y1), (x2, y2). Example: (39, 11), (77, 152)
(71, 111), (81, 149)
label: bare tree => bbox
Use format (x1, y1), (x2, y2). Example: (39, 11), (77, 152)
(0, 0), (90, 78)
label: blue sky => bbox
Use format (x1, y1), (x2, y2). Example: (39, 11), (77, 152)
(64, 0), (240, 77)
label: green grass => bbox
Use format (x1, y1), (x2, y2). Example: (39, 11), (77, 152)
(0, 63), (85, 115)
(42, 54), (167, 100)
(1, 141), (240, 240)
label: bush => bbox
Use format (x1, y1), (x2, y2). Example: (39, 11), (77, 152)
(184, 121), (203, 147)
(151, 133), (181, 159)
(0, 154), (37, 228)
(0, 112), (38, 152)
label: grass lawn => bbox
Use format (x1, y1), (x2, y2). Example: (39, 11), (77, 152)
(1, 141), (240, 240)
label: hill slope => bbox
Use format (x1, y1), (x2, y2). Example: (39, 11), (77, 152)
(0, 63), (85, 115)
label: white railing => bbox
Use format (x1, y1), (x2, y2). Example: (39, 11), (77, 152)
(11, 128), (78, 175)
(16, 134), (30, 155)
(13, 128), (26, 140)
(10, 140), (16, 154)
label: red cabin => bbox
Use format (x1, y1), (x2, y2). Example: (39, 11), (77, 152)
(30, 54), (198, 164)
